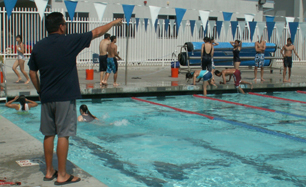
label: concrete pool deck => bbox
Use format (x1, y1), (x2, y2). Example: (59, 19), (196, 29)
(1, 60), (306, 99)
(0, 115), (107, 187)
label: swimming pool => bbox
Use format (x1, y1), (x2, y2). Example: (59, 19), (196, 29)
(1, 91), (306, 187)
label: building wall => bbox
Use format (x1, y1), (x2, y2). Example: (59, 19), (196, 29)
(51, 0), (265, 21)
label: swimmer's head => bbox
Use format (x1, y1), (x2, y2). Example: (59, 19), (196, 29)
(203, 37), (210, 43)
(18, 95), (26, 111)
(287, 38), (292, 44)
(80, 104), (88, 114)
(16, 35), (22, 42)
(110, 35), (117, 43)
(214, 70), (222, 77)
(186, 72), (193, 82)
(104, 33), (110, 39)
(235, 40), (241, 46)
(45, 12), (66, 34)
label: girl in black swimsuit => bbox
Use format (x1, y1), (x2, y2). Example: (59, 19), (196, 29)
(201, 37), (214, 72)
(230, 40), (242, 69)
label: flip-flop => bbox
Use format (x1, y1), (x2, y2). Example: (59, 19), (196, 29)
(54, 175), (81, 185)
(43, 170), (58, 181)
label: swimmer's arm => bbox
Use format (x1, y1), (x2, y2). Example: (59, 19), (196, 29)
(230, 41), (235, 47)
(193, 73), (197, 85)
(29, 70), (41, 93)
(213, 42), (219, 46)
(211, 46), (214, 58)
(263, 41), (266, 50)
(5, 96), (20, 110)
(227, 75), (232, 82)
(201, 44), (204, 60)
(92, 19), (122, 40)
(220, 72), (227, 84)
(280, 46), (285, 57)
(293, 46), (301, 61)
(77, 115), (83, 122)
(196, 78), (202, 83)
(17, 43), (25, 54)
(25, 98), (38, 108)
(114, 45), (122, 60)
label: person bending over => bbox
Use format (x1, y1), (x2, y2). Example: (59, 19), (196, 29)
(5, 95), (38, 111)
(186, 70), (216, 96)
(215, 69), (253, 94)
(78, 105), (98, 122)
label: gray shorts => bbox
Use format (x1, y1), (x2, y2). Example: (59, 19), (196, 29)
(40, 100), (77, 137)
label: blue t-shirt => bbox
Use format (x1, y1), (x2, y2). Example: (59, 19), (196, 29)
(28, 32), (92, 103)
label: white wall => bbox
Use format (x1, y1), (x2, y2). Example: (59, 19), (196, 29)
(51, 0), (265, 21)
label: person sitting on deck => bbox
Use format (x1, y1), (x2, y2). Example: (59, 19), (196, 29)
(78, 104), (98, 122)
(5, 95), (38, 111)
(214, 69), (253, 94)
(186, 70), (217, 96)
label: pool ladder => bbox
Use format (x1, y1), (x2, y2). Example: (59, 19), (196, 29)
(0, 58), (7, 102)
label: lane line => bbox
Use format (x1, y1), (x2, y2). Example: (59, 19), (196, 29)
(193, 94), (275, 112)
(132, 97), (306, 144)
(297, 90), (306, 94)
(193, 94), (306, 119)
(249, 92), (306, 104)
(131, 97), (215, 120)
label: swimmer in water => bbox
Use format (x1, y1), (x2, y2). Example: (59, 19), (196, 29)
(78, 105), (98, 122)
(5, 95), (38, 111)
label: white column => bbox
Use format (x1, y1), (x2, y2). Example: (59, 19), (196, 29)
(294, 0), (303, 60)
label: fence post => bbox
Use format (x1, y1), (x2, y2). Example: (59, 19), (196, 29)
(162, 20), (165, 67)
(125, 24), (129, 85)
(2, 7), (6, 75)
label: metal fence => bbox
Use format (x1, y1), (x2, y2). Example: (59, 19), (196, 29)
(0, 7), (304, 69)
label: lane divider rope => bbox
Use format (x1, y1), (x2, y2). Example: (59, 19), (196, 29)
(249, 92), (306, 104)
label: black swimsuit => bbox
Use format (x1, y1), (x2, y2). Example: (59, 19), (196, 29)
(233, 48), (240, 62)
(202, 44), (212, 72)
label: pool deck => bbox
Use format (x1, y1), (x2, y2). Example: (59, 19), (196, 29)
(1, 61), (306, 99)
(0, 115), (107, 187)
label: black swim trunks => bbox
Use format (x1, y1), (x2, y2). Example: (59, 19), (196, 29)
(99, 55), (107, 72)
(283, 56), (293, 68)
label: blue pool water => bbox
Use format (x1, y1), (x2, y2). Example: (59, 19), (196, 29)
(1, 91), (306, 187)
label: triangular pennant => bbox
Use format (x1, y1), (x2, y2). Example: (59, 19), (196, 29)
(238, 21), (245, 39)
(175, 8), (187, 34)
(266, 22), (275, 42)
(216, 21), (223, 38)
(158, 19), (163, 34)
(144, 18), (149, 32)
(245, 14), (254, 23)
(181, 20), (187, 34)
(165, 19), (170, 33)
(122, 4), (135, 26)
(286, 17), (295, 31)
(265, 15), (275, 22)
(257, 22), (266, 40)
(208, 21), (215, 37)
(4, 0), (17, 20)
(93, 2), (107, 22)
(154, 19), (158, 32)
(190, 20), (196, 36)
(289, 22), (299, 44)
(136, 18), (140, 30)
(149, 6), (161, 29)
(231, 21), (238, 39)
(249, 21), (257, 42)
(275, 22), (285, 44)
(34, 0), (49, 22)
(64, 0), (78, 21)
(223, 21), (230, 38)
(170, 19), (175, 36)
(223, 12), (233, 21)
(199, 10), (210, 31)
(299, 22), (306, 40)
(196, 20), (202, 33)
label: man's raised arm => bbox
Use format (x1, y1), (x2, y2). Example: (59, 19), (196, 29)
(92, 19), (122, 40)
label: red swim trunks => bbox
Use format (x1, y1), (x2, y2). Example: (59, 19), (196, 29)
(233, 69), (241, 88)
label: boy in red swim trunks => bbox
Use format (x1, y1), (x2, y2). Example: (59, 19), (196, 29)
(215, 69), (253, 94)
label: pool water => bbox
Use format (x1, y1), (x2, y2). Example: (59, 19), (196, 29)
(1, 91), (306, 187)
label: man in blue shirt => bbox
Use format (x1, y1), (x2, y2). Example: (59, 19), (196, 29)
(28, 12), (122, 185)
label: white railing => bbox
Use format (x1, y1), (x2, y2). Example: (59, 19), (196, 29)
(0, 7), (304, 70)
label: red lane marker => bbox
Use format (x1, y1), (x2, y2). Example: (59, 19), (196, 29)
(131, 97), (214, 120)
(193, 94), (276, 112)
(249, 92), (306, 104)
(297, 90), (306, 94)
